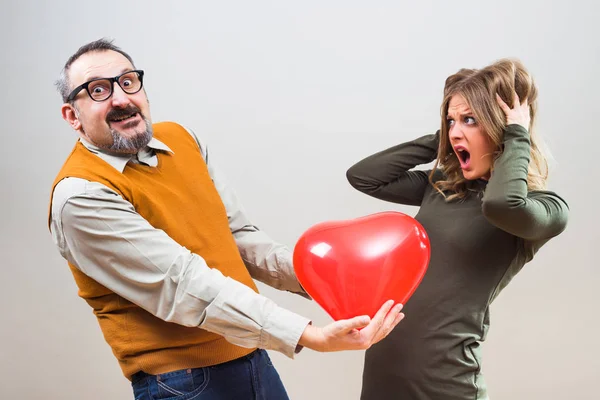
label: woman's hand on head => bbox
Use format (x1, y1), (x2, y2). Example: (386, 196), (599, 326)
(496, 91), (531, 131)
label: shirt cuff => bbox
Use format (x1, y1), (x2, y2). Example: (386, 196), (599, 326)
(260, 306), (311, 358)
(285, 279), (312, 300)
(278, 252), (312, 299)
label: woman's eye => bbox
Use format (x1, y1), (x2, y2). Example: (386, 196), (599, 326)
(447, 119), (455, 126)
(464, 116), (476, 125)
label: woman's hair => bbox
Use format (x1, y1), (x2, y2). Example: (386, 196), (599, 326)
(430, 58), (548, 201)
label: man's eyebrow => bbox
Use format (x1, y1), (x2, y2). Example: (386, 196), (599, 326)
(85, 68), (132, 82)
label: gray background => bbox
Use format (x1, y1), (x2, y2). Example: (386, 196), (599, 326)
(1, 1), (598, 399)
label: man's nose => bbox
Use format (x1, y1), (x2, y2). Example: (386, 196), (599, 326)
(110, 83), (131, 107)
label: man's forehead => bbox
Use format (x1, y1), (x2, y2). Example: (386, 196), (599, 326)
(69, 50), (134, 85)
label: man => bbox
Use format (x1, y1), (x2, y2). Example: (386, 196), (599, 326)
(48, 38), (404, 399)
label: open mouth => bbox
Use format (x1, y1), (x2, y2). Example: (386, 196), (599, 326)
(455, 147), (471, 168)
(109, 112), (139, 123)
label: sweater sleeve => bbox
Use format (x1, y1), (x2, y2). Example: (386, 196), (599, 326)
(346, 132), (439, 206)
(481, 124), (569, 241)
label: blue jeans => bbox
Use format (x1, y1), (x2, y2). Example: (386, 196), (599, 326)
(131, 350), (289, 400)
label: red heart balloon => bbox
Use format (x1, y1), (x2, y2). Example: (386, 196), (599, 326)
(293, 211), (430, 321)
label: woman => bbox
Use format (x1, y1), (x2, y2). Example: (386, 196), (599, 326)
(346, 59), (569, 399)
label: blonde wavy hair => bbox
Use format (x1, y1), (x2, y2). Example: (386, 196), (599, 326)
(430, 59), (548, 201)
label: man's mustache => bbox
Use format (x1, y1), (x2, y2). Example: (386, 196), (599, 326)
(106, 105), (142, 122)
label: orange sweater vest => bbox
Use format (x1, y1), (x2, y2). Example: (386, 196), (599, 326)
(49, 122), (258, 379)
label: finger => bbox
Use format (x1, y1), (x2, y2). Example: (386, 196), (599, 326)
(495, 93), (510, 113)
(389, 312), (405, 333)
(374, 304), (404, 342)
(513, 91), (521, 107)
(373, 300), (395, 326)
(378, 311), (405, 342)
(333, 315), (371, 334)
(395, 312), (405, 324)
(361, 300), (394, 338)
(375, 304), (402, 341)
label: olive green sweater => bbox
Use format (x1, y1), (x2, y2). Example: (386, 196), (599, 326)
(347, 124), (569, 400)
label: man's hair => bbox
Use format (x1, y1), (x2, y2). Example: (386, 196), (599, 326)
(55, 38), (135, 103)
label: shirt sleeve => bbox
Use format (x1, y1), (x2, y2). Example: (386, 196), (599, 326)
(481, 124), (569, 241)
(50, 178), (311, 359)
(184, 127), (310, 298)
(346, 132), (440, 206)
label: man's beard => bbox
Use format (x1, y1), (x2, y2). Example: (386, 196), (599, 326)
(109, 116), (153, 153)
(105, 104), (153, 152)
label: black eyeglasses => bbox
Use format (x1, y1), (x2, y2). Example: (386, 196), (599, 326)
(66, 70), (145, 103)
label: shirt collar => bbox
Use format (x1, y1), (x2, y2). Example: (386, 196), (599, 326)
(79, 137), (173, 173)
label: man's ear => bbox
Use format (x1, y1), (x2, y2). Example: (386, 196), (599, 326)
(61, 103), (81, 131)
